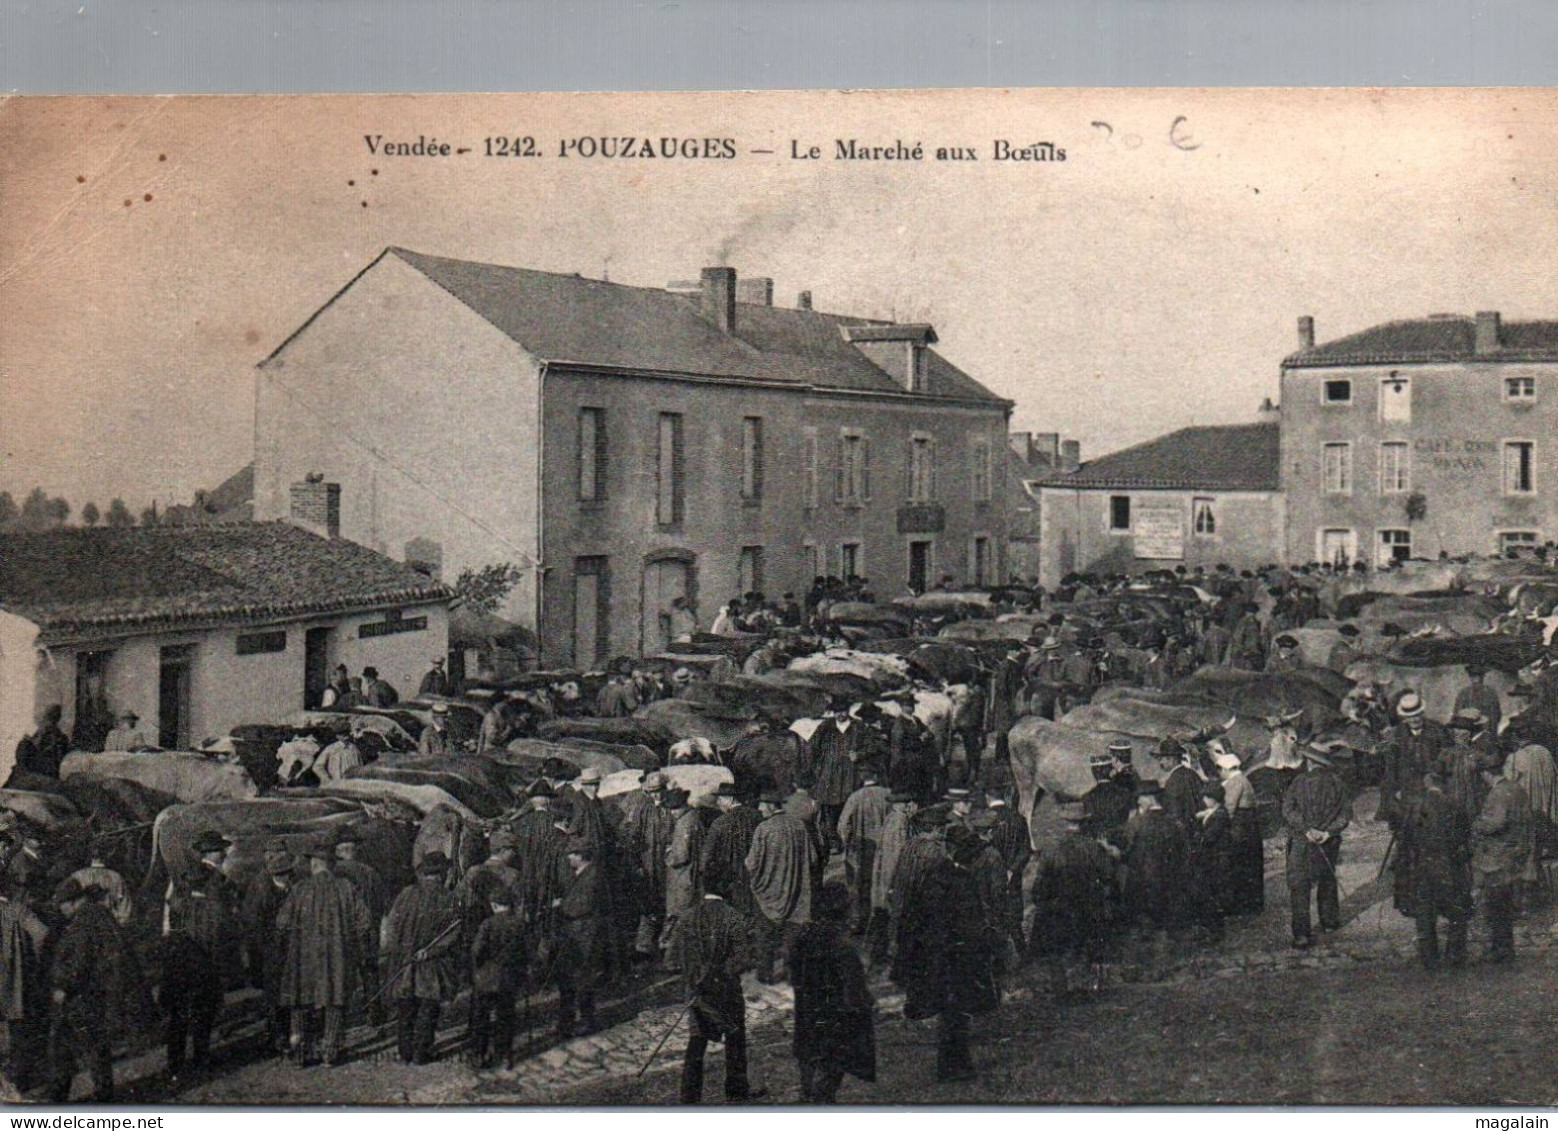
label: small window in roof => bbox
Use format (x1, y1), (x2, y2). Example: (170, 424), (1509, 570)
(1323, 379), (1352, 404)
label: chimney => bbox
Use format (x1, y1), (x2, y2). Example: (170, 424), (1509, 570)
(1031, 432), (1061, 466)
(1257, 397), (1281, 423)
(1008, 432), (1033, 464)
(796, 290), (813, 311)
(1297, 315), (1315, 351)
(736, 277), (773, 306)
(1059, 440), (1081, 472)
(1475, 310), (1502, 355)
(289, 477), (341, 539)
(700, 267), (737, 334)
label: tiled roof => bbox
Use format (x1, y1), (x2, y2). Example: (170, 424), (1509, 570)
(0, 522), (450, 641)
(1041, 422), (1280, 492)
(1284, 316), (1558, 367)
(284, 248), (1005, 404)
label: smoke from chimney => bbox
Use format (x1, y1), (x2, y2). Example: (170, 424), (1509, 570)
(701, 267), (737, 334)
(1297, 315), (1315, 350)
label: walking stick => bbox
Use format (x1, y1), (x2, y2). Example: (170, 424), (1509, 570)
(364, 917), (463, 1012)
(635, 997), (692, 1078)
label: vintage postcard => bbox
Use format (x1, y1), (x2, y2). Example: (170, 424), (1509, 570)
(1, 88), (1557, 1108)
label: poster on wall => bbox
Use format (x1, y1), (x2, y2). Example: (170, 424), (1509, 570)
(1134, 498), (1186, 559)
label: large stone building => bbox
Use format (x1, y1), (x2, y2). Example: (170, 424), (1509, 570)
(1034, 422), (1285, 587)
(0, 523), (450, 777)
(253, 248), (1013, 667)
(1281, 312), (1557, 565)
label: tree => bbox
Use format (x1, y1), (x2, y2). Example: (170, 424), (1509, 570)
(46, 497), (70, 526)
(81, 501), (101, 527)
(105, 498), (134, 528)
(0, 492), (16, 528)
(139, 505), (160, 528)
(19, 487), (50, 530)
(453, 562), (524, 616)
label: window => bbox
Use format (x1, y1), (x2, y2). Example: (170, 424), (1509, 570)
(1319, 528), (1356, 568)
(971, 536), (991, 586)
(908, 434), (936, 502)
(741, 416), (763, 504)
(577, 407), (607, 502)
(1379, 441), (1410, 494)
(971, 439), (992, 502)
(1323, 443), (1352, 494)
(803, 542), (819, 582)
(572, 556), (610, 668)
(657, 413), (684, 525)
(1503, 441), (1536, 495)
(1109, 495), (1131, 532)
(1379, 529), (1412, 564)
(1323, 379), (1352, 404)
(738, 546), (764, 594)
(1505, 377), (1536, 402)
(1500, 531), (1540, 554)
(840, 541), (862, 580)
(236, 630), (287, 656)
(836, 430), (871, 505)
(1192, 497), (1216, 535)
(802, 429), (819, 509)
(1380, 373), (1412, 423)
(911, 346), (929, 393)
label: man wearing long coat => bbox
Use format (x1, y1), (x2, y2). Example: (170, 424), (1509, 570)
(1030, 802), (1117, 995)
(48, 882), (127, 1103)
(241, 846), (296, 1053)
(790, 882), (875, 1103)
(551, 839), (608, 1038)
(699, 784), (761, 921)
(1281, 747), (1352, 947)
(744, 794), (815, 983)
(666, 892), (760, 1104)
(1474, 756), (1533, 964)
(662, 789), (705, 947)
(276, 845), (374, 1066)
(381, 852), (462, 1064)
(163, 831), (239, 1078)
(620, 774), (675, 958)
(1122, 783), (1195, 935)
(0, 882), (48, 1091)
(809, 715), (859, 851)
(1401, 771), (1473, 969)
(837, 775), (891, 935)
(868, 793), (916, 962)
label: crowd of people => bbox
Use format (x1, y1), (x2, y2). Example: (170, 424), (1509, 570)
(3, 555), (1558, 1103)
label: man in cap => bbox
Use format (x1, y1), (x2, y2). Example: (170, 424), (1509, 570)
(837, 771), (892, 936)
(103, 708), (149, 752)
(1453, 664), (1502, 739)
(621, 771), (676, 961)
(382, 852), (462, 1064)
(1084, 740), (1139, 846)
(47, 879), (127, 1102)
(468, 877), (529, 1069)
(418, 702), (453, 757)
(666, 883), (764, 1104)
(1121, 781), (1195, 939)
(275, 841), (374, 1066)
(986, 792), (1032, 955)
(1380, 691), (1450, 830)
(1281, 743), (1352, 948)
(1192, 780), (1233, 938)
(662, 787), (705, 951)
(418, 657), (450, 698)
(744, 790), (816, 984)
(241, 839), (296, 1053)
(701, 782), (761, 922)
(1155, 737), (1203, 836)
(1266, 633), (1304, 674)
(162, 829), (237, 1079)
(1400, 769), (1473, 971)
(316, 719), (364, 784)
(1473, 748), (1532, 964)
(1029, 801), (1117, 1000)
(551, 838), (607, 1038)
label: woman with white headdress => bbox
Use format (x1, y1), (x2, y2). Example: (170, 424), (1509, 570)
(1212, 739), (1264, 914)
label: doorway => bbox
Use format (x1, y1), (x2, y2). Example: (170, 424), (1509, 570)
(642, 556), (691, 655)
(158, 644), (195, 750)
(304, 627), (332, 709)
(908, 540), (932, 593)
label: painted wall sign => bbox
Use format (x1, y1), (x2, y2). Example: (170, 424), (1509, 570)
(1133, 499), (1185, 560)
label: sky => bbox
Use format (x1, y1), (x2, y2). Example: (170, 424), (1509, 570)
(3, 88), (1558, 513)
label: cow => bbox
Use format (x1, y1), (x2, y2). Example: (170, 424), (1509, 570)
(636, 699), (762, 752)
(1343, 658), (1522, 726)
(60, 750), (259, 804)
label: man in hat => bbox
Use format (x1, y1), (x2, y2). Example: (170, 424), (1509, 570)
(837, 771), (891, 936)
(1192, 780), (1233, 938)
(103, 708), (149, 752)
(1453, 664), (1502, 739)
(595, 660), (641, 718)
(320, 665), (354, 709)
(162, 829), (238, 1079)
(510, 779), (570, 926)
(670, 667), (697, 699)
(869, 791), (918, 963)
(331, 829), (389, 1023)
(944, 787), (975, 828)
(662, 787), (705, 950)
(316, 719), (364, 784)
(1400, 769), (1473, 970)
(418, 657), (450, 698)
(986, 793), (1032, 955)
(621, 771), (676, 961)
(457, 828), (520, 938)
(744, 790), (816, 983)
(1380, 692), (1450, 830)
(1444, 710), (1495, 825)
(1029, 801), (1117, 999)
(1084, 741), (1139, 846)
(382, 852), (462, 1064)
(362, 666), (400, 708)
(790, 881), (875, 1103)
(1327, 623), (1361, 674)
(11, 705), (68, 782)
(1473, 749), (1532, 964)
(967, 811), (1013, 954)
(701, 782), (761, 922)
(0, 873), (48, 1092)
(666, 884), (764, 1104)
(808, 707), (859, 852)
(1122, 781), (1194, 938)
(1155, 738), (1203, 837)
(1281, 744), (1352, 948)
(418, 702), (453, 757)
(47, 879), (127, 1102)
(469, 879), (529, 1069)
(241, 840), (296, 1053)
(1266, 634), (1304, 674)
(551, 838), (607, 1038)
(275, 841), (373, 1066)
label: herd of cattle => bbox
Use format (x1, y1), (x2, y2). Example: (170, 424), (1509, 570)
(2, 558), (1556, 1006)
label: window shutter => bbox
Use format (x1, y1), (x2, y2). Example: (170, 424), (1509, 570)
(835, 436), (846, 503)
(752, 417), (764, 501)
(928, 438), (937, 501)
(594, 409), (608, 500)
(862, 436), (873, 501)
(905, 439), (915, 498)
(803, 432), (818, 508)
(671, 415), (685, 524)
